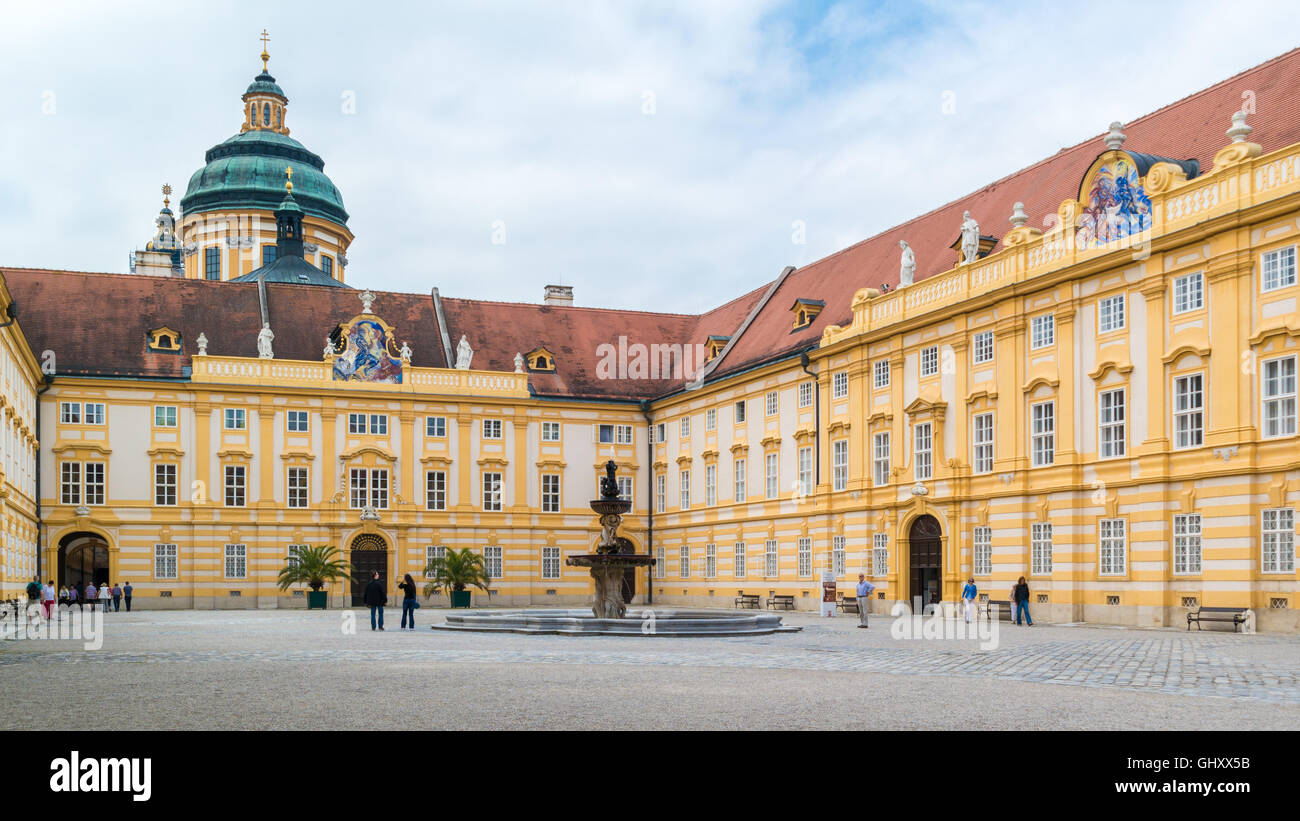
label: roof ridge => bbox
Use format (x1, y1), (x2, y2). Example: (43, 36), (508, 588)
(441, 295), (699, 319)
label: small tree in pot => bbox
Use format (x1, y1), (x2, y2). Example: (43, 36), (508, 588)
(424, 547), (492, 608)
(277, 545), (353, 609)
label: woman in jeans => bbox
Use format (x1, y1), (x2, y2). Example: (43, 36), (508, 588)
(398, 573), (419, 630)
(1013, 576), (1033, 626)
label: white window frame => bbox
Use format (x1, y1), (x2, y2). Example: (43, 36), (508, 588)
(765, 453), (779, 499)
(154, 405), (178, 428)
(1172, 271), (1204, 314)
(1173, 513), (1202, 575)
(1030, 314), (1055, 350)
(972, 331), (994, 364)
(482, 472), (503, 511)
(798, 382), (813, 408)
(973, 526), (991, 576)
(705, 408), (716, 431)
(541, 546), (561, 580)
(540, 421), (561, 442)
(1262, 355), (1297, 438)
(679, 544), (690, 578)
(224, 408), (247, 430)
(1173, 373), (1204, 449)
(83, 403), (105, 425)
(482, 418), (503, 440)
(426, 416), (447, 438)
(1099, 518), (1127, 576)
(733, 401), (745, 423)
(873, 432), (890, 486)
(832, 535), (846, 577)
(1262, 246), (1298, 292)
(425, 545), (446, 578)
(872, 360), (890, 389)
(154, 543), (178, 580)
(972, 412), (994, 474)
(765, 391), (779, 417)
(287, 466), (308, 508)
(920, 346), (939, 377)
(832, 439), (848, 491)
(832, 371), (848, 399)
(224, 543), (247, 579)
(347, 413), (367, 434)
(764, 539), (778, 578)
(705, 464), (717, 506)
(1031, 522), (1053, 576)
(655, 546), (665, 579)
(733, 542), (746, 578)
(797, 537), (812, 578)
(872, 533), (888, 579)
(655, 474), (665, 513)
(1098, 388), (1127, 459)
(797, 446), (813, 495)
(426, 470), (446, 511)
(733, 458), (746, 504)
(913, 422), (932, 481)
(705, 543), (717, 578)
(1031, 401), (1055, 467)
(224, 465), (246, 507)
(1262, 508), (1295, 574)
(1097, 293), (1126, 333)
(679, 469), (690, 509)
(286, 410), (309, 433)
(154, 463), (177, 506)
(541, 473), (561, 513)
(679, 417), (690, 438)
(483, 545), (503, 579)
(59, 402), (81, 424)
(369, 414), (388, 435)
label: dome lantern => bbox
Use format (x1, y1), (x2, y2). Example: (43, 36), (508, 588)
(241, 30), (289, 136)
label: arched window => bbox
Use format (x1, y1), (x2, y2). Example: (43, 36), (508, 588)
(263, 103), (270, 126)
(275, 107), (281, 128)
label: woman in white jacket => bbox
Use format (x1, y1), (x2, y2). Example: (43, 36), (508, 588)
(98, 582), (111, 613)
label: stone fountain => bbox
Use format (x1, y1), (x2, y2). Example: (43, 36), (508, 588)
(433, 462), (799, 636)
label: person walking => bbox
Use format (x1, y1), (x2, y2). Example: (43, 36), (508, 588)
(111, 583), (122, 612)
(123, 581), (133, 612)
(855, 573), (876, 628)
(1013, 576), (1033, 626)
(58, 585), (69, 607)
(85, 582), (97, 611)
(363, 571), (386, 631)
(398, 573), (418, 630)
(41, 581), (56, 619)
(67, 585), (78, 607)
(961, 577), (978, 623)
(98, 582), (110, 613)
(26, 577), (40, 606)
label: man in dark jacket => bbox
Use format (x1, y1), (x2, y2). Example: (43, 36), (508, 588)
(363, 572), (387, 631)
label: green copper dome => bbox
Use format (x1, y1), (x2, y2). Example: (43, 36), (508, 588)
(180, 130), (349, 226)
(244, 71), (285, 98)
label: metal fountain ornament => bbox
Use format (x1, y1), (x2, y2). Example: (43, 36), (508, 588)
(565, 459), (655, 619)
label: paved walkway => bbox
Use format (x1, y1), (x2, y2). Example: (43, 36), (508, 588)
(2, 607), (1298, 729)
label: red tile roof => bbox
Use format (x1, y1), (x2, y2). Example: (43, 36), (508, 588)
(6, 47), (1300, 401)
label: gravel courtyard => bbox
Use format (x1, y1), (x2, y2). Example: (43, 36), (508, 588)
(2, 607), (1298, 730)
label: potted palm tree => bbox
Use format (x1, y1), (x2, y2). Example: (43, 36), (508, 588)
(277, 545), (352, 610)
(424, 547), (491, 608)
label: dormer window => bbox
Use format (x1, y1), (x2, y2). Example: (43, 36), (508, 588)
(705, 335), (729, 362)
(789, 299), (825, 331)
(526, 347), (556, 372)
(147, 326), (181, 353)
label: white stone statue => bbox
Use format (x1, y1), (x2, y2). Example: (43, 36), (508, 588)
(514, 352), (525, 373)
(360, 289), (375, 314)
(399, 341), (412, 363)
(196, 332), (208, 356)
(323, 335), (334, 358)
(960, 210), (980, 264)
(898, 240), (916, 287)
(454, 335), (473, 370)
(257, 323), (274, 359)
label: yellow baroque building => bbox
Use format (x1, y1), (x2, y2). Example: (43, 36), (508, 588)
(1, 46), (1298, 631)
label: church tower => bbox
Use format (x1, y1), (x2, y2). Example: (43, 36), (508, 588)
(129, 185), (184, 277)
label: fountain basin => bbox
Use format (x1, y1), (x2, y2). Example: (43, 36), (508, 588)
(431, 608), (800, 636)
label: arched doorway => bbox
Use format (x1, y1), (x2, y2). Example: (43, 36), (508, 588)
(349, 533), (388, 606)
(59, 533), (110, 591)
(907, 515), (942, 609)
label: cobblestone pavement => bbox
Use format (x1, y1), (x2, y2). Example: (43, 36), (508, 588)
(2, 607), (1298, 729)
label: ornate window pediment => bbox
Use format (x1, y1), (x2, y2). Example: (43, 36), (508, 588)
(525, 347), (556, 372)
(147, 326), (182, 353)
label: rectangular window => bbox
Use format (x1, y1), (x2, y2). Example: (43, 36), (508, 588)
(426, 416), (447, 438)
(618, 477), (633, 511)
(60, 462), (81, 505)
(832, 535), (846, 576)
(765, 453), (779, 498)
(370, 414), (388, 435)
(872, 533), (888, 578)
(679, 469), (690, 509)
(1173, 514), (1202, 575)
(482, 472), (503, 511)
(797, 537), (812, 578)
(1262, 508), (1295, 573)
(1099, 389), (1126, 458)
(973, 526), (992, 576)
(913, 422), (932, 481)
(733, 542), (746, 578)
(1098, 293), (1126, 333)
(765, 391), (779, 416)
(154, 405), (177, 428)
(705, 464), (717, 506)
(60, 402), (80, 424)
(679, 544), (690, 578)
(82, 462), (104, 505)
(972, 331), (994, 364)
(920, 346), (939, 377)
(655, 546), (665, 579)
(1031, 522), (1053, 576)
(204, 246), (221, 280)
(541, 421), (561, 442)
(832, 371), (848, 399)
(154, 464), (177, 506)
(542, 546), (561, 580)
(797, 447), (813, 495)
(1031, 314), (1055, 349)
(261, 245), (276, 266)
(481, 419), (502, 440)
(1172, 271), (1204, 314)
(654, 422), (666, 443)
(349, 469), (368, 509)
(733, 458), (746, 503)
(972, 412), (994, 474)
(705, 543), (717, 578)
(154, 544), (177, 580)
(798, 382), (813, 408)
(655, 474), (665, 514)
(224, 544), (247, 579)
(1262, 246), (1298, 292)
(541, 474), (561, 513)
(1099, 518), (1127, 576)
(873, 360), (890, 389)
(832, 440), (848, 491)
(224, 408), (246, 430)
(426, 471), (446, 511)
(764, 539), (778, 578)
(679, 417), (690, 439)
(1263, 356), (1297, 437)
(83, 403), (105, 425)
(734, 401), (746, 423)
(286, 410), (309, 433)
(287, 544), (307, 570)
(1173, 373), (1204, 448)
(287, 467), (308, 508)
(348, 413), (367, 434)
(425, 545), (446, 578)
(321, 255), (334, 278)
(705, 408), (716, 431)
(483, 546), (503, 579)
(1031, 401), (1055, 466)
(369, 469), (389, 508)
(873, 432), (891, 486)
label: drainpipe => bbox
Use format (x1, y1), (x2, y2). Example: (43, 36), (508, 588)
(640, 398), (653, 606)
(35, 374), (52, 582)
(800, 352), (819, 487)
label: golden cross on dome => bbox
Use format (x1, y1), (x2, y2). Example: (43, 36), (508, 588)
(161, 183), (172, 207)
(284, 166), (293, 192)
(260, 29), (270, 72)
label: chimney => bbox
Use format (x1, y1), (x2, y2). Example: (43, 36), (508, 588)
(543, 284), (574, 306)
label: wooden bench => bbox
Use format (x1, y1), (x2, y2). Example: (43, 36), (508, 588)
(1187, 605), (1249, 632)
(836, 595), (859, 613)
(734, 593), (760, 609)
(982, 599), (1014, 622)
(766, 595), (795, 611)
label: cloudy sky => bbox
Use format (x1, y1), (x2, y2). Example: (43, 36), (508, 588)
(1, 0), (1296, 313)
